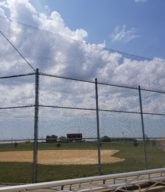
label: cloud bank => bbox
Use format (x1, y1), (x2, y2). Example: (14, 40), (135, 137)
(0, 0), (165, 139)
(0, 0), (164, 89)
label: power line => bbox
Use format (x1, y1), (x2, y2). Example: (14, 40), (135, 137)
(0, 15), (41, 32)
(39, 104), (165, 117)
(105, 48), (153, 61)
(0, 30), (35, 72)
(0, 15), (156, 61)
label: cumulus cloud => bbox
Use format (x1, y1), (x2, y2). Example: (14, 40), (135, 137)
(0, 0), (164, 139)
(111, 25), (139, 43)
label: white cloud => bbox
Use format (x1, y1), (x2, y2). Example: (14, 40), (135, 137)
(0, 0), (165, 139)
(0, 0), (164, 100)
(111, 25), (139, 43)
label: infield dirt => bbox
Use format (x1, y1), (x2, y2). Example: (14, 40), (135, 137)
(0, 149), (124, 165)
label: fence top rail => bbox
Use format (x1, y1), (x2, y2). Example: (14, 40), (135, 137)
(0, 105), (34, 110)
(0, 136), (164, 143)
(0, 168), (165, 192)
(0, 73), (35, 79)
(0, 71), (165, 94)
(40, 72), (165, 94)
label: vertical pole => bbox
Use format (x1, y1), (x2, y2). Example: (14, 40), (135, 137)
(32, 68), (39, 183)
(95, 78), (102, 175)
(138, 85), (148, 169)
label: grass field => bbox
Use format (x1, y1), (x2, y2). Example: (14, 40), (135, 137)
(0, 141), (164, 183)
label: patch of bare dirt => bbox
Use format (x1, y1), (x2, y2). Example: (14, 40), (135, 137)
(0, 150), (124, 165)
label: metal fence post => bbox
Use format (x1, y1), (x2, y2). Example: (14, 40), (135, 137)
(138, 85), (148, 169)
(32, 68), (39, 183)
(95, 78), (102, 175)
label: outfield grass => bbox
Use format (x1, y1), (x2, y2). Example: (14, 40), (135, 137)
(0, 141), (104, 151)
(0, 141), (164, 183)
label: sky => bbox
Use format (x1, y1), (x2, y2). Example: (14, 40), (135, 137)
(32, 0), (165, 59)
(0, 0), (165, 140)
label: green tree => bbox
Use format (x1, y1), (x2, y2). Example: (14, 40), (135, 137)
(101, 136), (111, 142)
(46, 135), (58, 143)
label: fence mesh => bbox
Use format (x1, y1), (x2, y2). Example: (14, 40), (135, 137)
(0, 71), (165, 183)
(0, 74), (34, 183)
(141, 90), (165, 170)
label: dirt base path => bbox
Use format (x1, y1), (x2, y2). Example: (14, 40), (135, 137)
(0, 149), (124, 165)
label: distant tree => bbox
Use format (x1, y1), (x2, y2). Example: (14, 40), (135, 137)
(24, 140), (31, 144)
(46, 135), (58, 143)
(59, 136), (67, 143)
(56, 142), (61, 147)
(101, 136), (111, 142)
(133, 140), (139, 147)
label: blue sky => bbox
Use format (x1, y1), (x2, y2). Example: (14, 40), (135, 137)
(0, 0), (165, 139)
(32, 0), (165, 59)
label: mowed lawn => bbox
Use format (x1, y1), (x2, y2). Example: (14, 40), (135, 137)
(0, 141), (164, 183)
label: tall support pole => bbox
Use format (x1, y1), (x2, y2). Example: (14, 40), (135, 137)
(32, 68), (39, 183)
(95, 78), (102, 175)
(138, 85), (148, 169)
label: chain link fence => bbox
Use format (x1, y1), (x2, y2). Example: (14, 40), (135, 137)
(0, 69), (165, 184)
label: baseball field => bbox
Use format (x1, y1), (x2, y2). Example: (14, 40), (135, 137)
(0, 141), (164, 183)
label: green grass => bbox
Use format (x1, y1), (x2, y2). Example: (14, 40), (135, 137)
(0, 141), (164, 184)
(0, 141), (107, 151)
